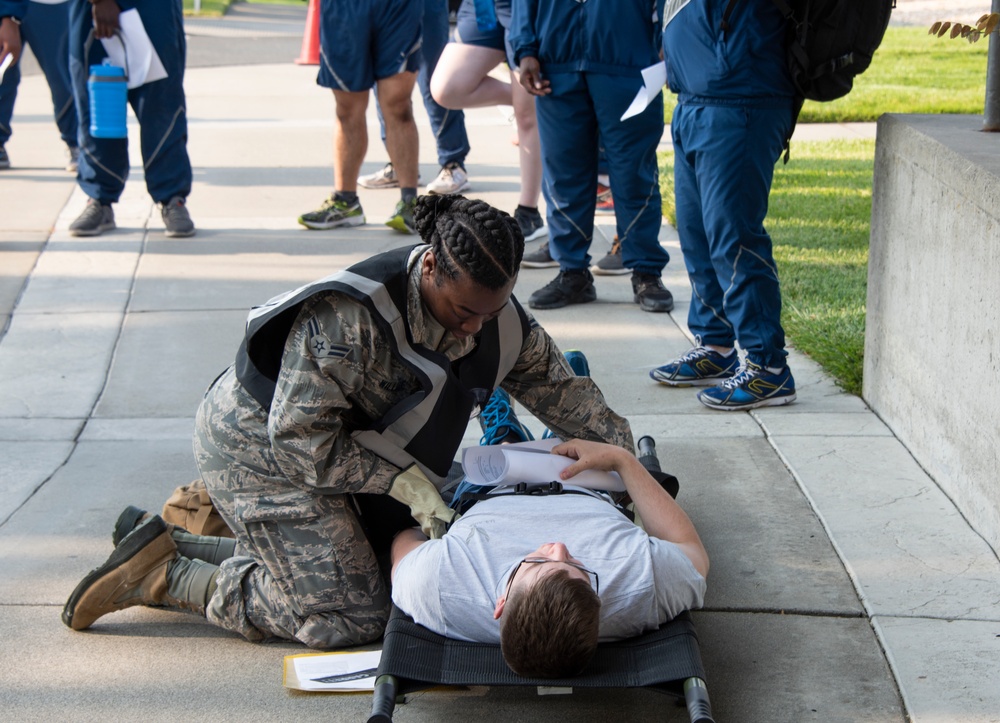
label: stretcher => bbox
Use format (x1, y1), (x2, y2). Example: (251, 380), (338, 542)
(366, 436), (714, 722)
(367, 605), (715, 722)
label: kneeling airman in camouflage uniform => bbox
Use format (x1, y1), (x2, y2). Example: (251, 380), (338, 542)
(62, 195), (633, 649)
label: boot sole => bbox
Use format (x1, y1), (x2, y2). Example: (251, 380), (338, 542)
(69, 222), (115, 237)
(297, 215), (365, 230)
(384, 218), (415, 234)
(528, 294), (596, 310)
(62, 515), (168, 630)
(112, 505), (148, 547)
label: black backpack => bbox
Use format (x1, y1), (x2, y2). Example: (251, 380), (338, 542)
(723, 0), (895, 103)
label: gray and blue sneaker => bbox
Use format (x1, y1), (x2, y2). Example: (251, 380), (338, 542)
(298, 195), (365, 230)
(385, 198), (417, 234)
(478, 388), (534, 446)
(650, 345), (739, 387)
(697, 361), (796, 411)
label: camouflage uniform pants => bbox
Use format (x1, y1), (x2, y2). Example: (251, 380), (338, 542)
(193, 367), (390, 649)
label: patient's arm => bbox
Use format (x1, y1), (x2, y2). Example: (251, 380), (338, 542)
(390, 527), (429, 582)
(553, 439), (709, 578)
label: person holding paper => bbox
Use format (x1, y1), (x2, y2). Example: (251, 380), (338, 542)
(65, 0), (195, 237)
(0, 0), (79, 172)
(509, 0), (673, 313)
(650, 0), (797, 410)
(390, 438), (709, 678)
(62, 195), (634, 651)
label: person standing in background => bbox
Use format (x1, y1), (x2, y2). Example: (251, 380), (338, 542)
(651, 0), (797, 411)
(0, 0), (78, 172)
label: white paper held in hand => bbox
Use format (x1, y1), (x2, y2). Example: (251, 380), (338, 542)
(0, 53), (13, 85)
(621, 61), (667, 122)
(101, 9), (167, 89)
(462, 439), (625, 492)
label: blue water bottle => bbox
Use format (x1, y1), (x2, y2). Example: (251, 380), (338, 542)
(473, 0), (497, 32)
(88, 59), (128, 139)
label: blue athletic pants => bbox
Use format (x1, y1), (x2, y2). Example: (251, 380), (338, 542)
(68, 0), (192, 204)
(671, 102), (793, 368)
(535, 71), (668, 274)
(0, 1), (77, 149)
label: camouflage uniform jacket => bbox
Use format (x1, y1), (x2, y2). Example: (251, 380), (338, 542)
(204, 245), (634, 500)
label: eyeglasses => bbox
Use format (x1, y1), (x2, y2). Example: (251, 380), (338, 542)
(504, 556), (600, 598)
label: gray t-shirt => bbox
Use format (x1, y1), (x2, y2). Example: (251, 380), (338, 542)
(391, 492), (706, 642)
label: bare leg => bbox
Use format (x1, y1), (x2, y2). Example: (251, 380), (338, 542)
(377, 71), (420, 189)
(430, 43), (510, 109)
(332, 89), (369, 193)
(511, 71), (542, 208)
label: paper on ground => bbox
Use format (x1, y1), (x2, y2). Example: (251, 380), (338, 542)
(621, 61), (667, 121)
(283, 648), (381, 692)
(462, 439), (625, 492)
(101, 9), (167, 89)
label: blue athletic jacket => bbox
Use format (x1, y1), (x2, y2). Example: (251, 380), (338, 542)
(662, 0), (795, 104)
(0, 0), (26, 20)
(1, 0), (139, 20)
(509, 0), (664, 76)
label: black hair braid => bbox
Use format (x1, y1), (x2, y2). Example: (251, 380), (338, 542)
(414, 194), (524, 291)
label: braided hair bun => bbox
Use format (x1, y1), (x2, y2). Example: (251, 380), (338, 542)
(413, 195), (524, 290)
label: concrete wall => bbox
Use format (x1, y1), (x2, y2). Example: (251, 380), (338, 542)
(865, 114), (1000, 556)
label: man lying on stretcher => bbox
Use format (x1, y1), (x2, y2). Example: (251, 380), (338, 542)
(390, 439), (710, 678)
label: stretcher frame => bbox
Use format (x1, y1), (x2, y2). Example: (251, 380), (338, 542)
(367, 605), (715, 723)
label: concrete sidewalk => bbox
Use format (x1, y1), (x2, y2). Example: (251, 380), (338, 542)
(1, 10), (999, 723)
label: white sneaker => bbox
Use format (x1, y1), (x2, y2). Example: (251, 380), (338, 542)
(426, 162), (470, 195)
(358, 163), (399, 189)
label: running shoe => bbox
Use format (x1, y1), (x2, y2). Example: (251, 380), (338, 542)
(514, 205), (547, 242)
(528, 269), (597, 310)
(478, 388), (534, 446)
(385, 198), (417, 234)
(0, 144), (9, 170)
(697, 361), (797, 411)
(650, 344), (740, 386)
(426, 161), (470, 195)
(298, 196), (365, 230)
(591, 235), (628, 275)
(69, 199), (116, 237)
(358, 163), (399, 189)
(161, 196), (196, 238)
(521, 241), (558, 268)
(595, 183), (614, 215)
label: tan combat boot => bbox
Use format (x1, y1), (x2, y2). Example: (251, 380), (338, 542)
(63, 515), (180, 630)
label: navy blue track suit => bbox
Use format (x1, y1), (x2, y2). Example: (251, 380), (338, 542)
(663, 0), (795, 368)
(68, 0), (192, 205)
(509, 0), (669, 275)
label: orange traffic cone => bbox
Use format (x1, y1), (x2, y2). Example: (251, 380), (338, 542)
(295, 0), (321, 66)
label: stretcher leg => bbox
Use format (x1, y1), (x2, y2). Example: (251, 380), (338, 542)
(684, 677), (715, 723)
(367, 674), (398, 723)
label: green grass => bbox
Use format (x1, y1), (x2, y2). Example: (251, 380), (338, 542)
(182, 0), (232, 17)
(659, 139), (874, 395)
(182, 0), (304, 18)
(663, 27), (990, 123)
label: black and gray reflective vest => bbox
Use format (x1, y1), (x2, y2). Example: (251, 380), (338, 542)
(234, 245), (531, 481)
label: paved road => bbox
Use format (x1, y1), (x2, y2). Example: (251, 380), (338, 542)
(1, 3), (999, 723)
